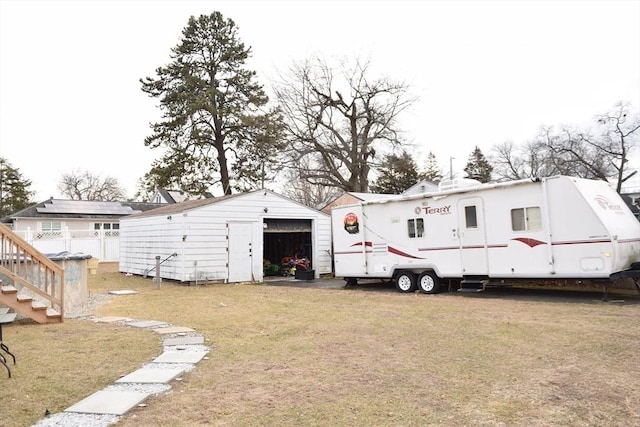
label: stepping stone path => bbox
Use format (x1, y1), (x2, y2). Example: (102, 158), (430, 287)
(33, 317), (209, 427)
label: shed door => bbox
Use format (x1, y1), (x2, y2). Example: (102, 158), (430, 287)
(227, 222), (254, 283)
(458, 197), (488, 275)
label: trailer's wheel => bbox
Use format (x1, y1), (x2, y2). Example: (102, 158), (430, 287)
(395, 271), (417, 293)
(418, 271), (440, 294)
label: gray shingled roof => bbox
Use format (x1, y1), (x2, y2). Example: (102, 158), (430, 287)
(1, 199), (165, 223)
(124, 193), (243, 219)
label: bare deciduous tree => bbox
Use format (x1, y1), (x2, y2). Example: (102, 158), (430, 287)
(544, 126), (613, 181)
(279, 162), (342, 209)
(274, 56), (417, 193)
(491, 102), (639, 192)
(492, 139), (561, 181)
(491, 140), (525, 181)
(590, 102), (639, 192)
(541, 102), (640, 192)
(58, 170), (126, 201)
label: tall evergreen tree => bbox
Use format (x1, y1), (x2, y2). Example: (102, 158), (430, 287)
(423, 151), (443, 182)
(0, 157), (34, 217)
(139, 12), (284, 196)
(371, 151), (423, 194)
(464, 146), (493, 183)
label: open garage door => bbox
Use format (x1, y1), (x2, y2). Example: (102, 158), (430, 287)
(263, 219), (312, 275)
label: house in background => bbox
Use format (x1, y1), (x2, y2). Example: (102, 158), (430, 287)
(151, 189), (214, 204)
(320, 192), (396, 214)
(1, 198), (163, 261)
(119, 189), (332, 284)
(621, 190), (640, 220)
(401, 180), (440, 196)
(320, 181), (440, 215)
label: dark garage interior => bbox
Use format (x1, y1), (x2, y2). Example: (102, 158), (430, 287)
(263, 219), (312, 274)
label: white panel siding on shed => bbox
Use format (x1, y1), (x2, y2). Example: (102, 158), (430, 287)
(119, 215), (186, 279)
(119, 190), (332, 283)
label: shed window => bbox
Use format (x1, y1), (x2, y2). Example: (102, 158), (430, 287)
(464, 206), (478, 229)
(511, 206), (542, 231)
(407, 218), (424, 238)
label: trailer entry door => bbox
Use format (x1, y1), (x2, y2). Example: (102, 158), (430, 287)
(458, 197), (488, 275)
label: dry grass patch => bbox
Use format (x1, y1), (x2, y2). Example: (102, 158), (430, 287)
(3, 265), (640, 427)
(1, 318), (160, 426)
(101, 277), (640, 427)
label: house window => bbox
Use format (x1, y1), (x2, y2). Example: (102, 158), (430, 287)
(41, 221), (61, 232)
(37, 221), (62, 239)
(464, 206), (478, 229)
(407, 218), (425, 238)
(94, 222), (120, 230)
(511, 206), (542, 231)
(94, 222), (120, 236)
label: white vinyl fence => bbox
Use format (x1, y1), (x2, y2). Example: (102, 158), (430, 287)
(15, 227), (119, 262)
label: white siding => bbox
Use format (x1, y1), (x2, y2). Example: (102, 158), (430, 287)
(13, 218), (92, 232)
(119, 190), (332, 283)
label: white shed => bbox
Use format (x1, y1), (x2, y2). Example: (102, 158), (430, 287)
(119, 190), (332, 283)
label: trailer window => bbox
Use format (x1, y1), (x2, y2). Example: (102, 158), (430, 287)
(511, 206), (542, 231)
(407, 218), (424, 238)
(464, 206), (478, 229)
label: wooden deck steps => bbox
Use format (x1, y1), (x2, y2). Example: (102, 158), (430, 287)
(0, 285), (62, 324)
(0, 222), (65, 324)
(1, 285), (17, 294)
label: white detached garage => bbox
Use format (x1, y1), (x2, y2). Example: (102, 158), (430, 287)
(119, 190), (332, 283)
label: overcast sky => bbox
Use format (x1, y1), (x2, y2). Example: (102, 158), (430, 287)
(1, 0), (639, 201)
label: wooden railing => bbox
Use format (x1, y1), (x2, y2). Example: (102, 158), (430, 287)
(0, 223), (64, 319)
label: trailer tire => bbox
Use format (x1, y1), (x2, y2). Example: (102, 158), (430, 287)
(418, 271), (440, 294)
(395, 271), (417, 293)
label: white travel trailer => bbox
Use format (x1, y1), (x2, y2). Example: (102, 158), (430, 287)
(332, 176), (640, 294)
